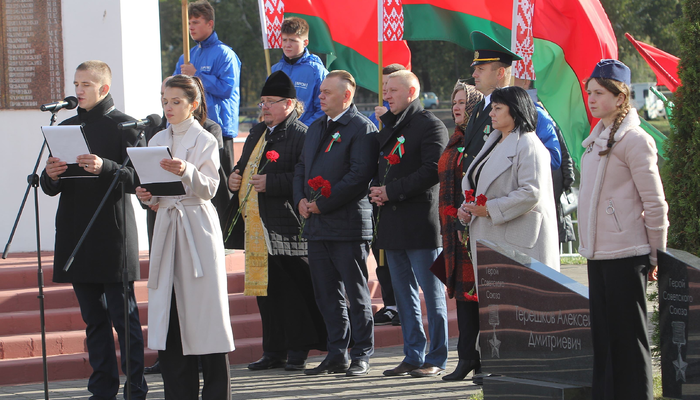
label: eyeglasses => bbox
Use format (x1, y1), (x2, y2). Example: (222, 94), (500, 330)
(258, 98), (286, 109)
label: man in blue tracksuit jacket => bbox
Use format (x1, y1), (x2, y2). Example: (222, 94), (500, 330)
(174, 0), (240, 178)
(272, 17), (328, 126)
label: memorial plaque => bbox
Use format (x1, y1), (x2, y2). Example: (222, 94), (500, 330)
(0, 0), (64, 109)
(659, 249), (700, 399)
(475, 240), (593, 387)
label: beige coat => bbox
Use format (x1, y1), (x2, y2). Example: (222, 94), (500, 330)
(462, 129), (560, 275)
(145, 120), (235, 355)
(578, 108), (668, 265)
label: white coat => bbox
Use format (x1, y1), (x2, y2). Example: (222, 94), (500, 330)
(462, 129), (560, 274)
(145, 119), (235, 355)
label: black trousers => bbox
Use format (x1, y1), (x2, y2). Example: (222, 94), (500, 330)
(257, 255), (327, 362)
(308, 240), (374, 363)
(159, 293), (231, 400)
(456, 300), (480, 361)
(371, 242), (396, 308)
(73, 282), (148, 400)
(587, 255), (652, 400)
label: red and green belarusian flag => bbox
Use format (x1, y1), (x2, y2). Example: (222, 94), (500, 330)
(401, 0), (617, 164)
(284, 0), (412, 91)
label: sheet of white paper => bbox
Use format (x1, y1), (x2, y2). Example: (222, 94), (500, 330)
(127, 146), (181, 184)
(41, 125), (91, 163)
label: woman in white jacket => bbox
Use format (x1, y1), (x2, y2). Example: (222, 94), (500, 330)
(579, 59), (668, 400)
(136, 75), (234, 400)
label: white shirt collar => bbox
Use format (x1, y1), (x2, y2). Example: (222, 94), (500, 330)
(328, 106), (350, 122)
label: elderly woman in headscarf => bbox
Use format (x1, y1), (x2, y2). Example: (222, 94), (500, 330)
(438, 81), (483, 381)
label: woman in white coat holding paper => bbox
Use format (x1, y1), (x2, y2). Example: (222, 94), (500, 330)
(136, 74), (234, 400)
(457, 86), (559, 273)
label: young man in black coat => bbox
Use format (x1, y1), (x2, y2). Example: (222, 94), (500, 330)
(370, 70), (449, 378)
(225, 71), (327, 372)
(293, 70), (379, 377)
(40, 60), (148, 399)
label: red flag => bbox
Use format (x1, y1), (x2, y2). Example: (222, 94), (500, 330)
(258, 0), (284, 49)
(402, 0), (617, 165)
(625, 33), (681, 92)
(284, 0), (411, 91)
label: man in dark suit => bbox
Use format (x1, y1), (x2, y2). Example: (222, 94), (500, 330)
(370, 70), (449, 378)
(461, 31), (522, 175)
(293, 70), (378, 377)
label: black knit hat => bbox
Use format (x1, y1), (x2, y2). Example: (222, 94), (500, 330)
(261, 71), (296, 98)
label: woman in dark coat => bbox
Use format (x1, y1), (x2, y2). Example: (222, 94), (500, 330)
(439, 81), (483, 381)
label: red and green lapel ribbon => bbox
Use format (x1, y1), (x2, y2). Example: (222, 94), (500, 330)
(457, 147), (465, 166)
(325, 132), (341, 152)
(390, 136), (406, 157)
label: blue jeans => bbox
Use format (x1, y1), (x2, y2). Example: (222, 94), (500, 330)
(385, 248), (448, 369)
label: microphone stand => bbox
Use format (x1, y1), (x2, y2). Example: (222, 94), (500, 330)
(3, 111), (60, 400)
(63, 131), (144, 400)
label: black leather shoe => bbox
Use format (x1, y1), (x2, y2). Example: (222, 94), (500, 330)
(442, 359), (480, 381)
(346, 360), (370, 376)
(248, 355), (286, 371)
(144, 360), (161, 374)
(285, 360), (307, 371)
(409, 363), (444, 377)
(383, 361), (419, 376)
(304, 359), (350, 375)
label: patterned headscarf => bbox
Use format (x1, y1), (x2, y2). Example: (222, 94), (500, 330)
(451, 81), (483, 129)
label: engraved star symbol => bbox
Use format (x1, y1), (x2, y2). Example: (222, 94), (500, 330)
(673, 354), (688, 382)
(489, 333), (501, 358)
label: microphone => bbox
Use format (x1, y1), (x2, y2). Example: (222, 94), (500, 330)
(117, 114), (163, 130)
(40, 96), (78, 112)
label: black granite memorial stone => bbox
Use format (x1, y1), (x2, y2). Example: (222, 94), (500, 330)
(475, 240), (593, 387)
(658, 249), (700, 399)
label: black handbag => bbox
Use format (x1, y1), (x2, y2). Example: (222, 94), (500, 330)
(560, 187), (578, 216)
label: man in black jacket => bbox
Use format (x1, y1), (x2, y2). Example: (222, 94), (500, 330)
(40, 60), (148, 399)
(226, 71), (327, 372)
(293, 70), (378, 377)
(370, 70), (449, 378)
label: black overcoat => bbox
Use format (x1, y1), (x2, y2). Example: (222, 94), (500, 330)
(224, 110), (307, 255)
(40, 94), (144, 283)
(293, 104), (378, 241)
(373, 98), (448, 249)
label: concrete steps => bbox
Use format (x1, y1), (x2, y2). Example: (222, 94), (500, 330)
(0, 250), (458, 386)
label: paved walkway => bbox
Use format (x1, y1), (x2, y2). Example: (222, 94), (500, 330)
(0, 339), (482, 400)
(0, 264), (597, 399)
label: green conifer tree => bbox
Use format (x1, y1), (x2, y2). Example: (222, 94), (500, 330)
(662, 0), (700, 256)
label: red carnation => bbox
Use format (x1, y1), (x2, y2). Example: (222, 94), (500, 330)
(266, 150), (279, 162)
(321, 186), (331, 198)
(384, 154), (401, 165)
(443, 205), (458, 218)
(476, 194), (488, 207)
(308, 176), (325, 191)
(464, 189), (475, 203)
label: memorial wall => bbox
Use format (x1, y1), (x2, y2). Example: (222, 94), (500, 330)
(0, 0), (64, 109)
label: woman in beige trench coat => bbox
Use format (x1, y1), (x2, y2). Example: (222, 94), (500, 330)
(137, 75), (234, 400)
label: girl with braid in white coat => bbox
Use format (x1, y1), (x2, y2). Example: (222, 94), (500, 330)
(579, 59), (668, 400)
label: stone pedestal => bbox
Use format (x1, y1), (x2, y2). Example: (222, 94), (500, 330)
(475, 240), (593, 399)
(659, 249), (700, 399)
(483, 376), (592, 399)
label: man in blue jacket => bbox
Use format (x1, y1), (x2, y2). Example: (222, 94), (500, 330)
(271, 17), (328, 126)
(294, 71), (378, 377)
(174, 0), (241, 179)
